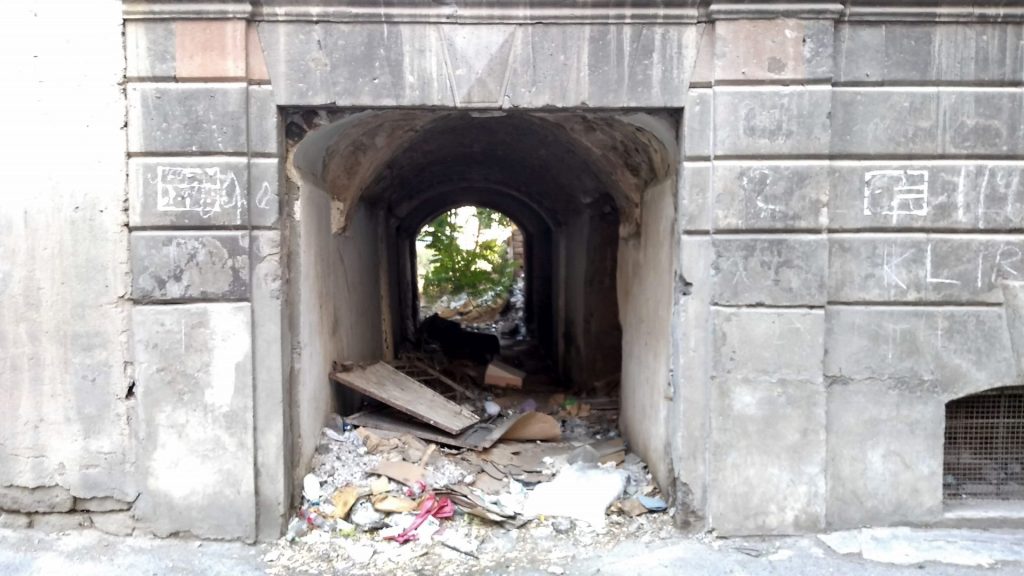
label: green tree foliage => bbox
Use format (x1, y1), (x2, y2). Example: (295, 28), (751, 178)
(419, 207), (516, 301)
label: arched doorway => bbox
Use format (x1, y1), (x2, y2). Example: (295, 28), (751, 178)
(284, 109), (678, 502)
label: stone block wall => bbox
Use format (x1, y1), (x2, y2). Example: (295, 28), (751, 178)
(680, 13), (1024, 534)
(123, 14), (286, 541)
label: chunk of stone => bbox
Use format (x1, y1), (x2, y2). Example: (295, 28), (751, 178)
(0, 512), (31, 529)
(0, 485), (74, 513)
(91, 512), (135, 536)
(31, 513), (93, 532)
(74, 497), (133, 512)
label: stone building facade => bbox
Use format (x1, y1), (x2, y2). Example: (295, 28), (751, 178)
(1, 0), (1023, 541)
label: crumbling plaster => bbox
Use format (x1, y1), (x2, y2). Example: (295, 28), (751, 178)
(0, 0), (138, 515)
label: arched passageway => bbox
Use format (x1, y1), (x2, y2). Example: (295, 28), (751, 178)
(285, 109), (679, 494)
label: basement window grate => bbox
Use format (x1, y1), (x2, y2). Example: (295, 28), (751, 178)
(944, 386), (1024, 501)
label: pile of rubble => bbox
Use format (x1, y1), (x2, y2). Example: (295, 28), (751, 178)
(264, 390), (675, 574)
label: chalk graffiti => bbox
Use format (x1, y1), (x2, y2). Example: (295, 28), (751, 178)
(156, 166), (245, 219)
(864, 169), (929, 222)
(255, 181), (276, 210)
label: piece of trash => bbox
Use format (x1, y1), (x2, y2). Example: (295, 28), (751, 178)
(567, 445), (600, 466)
(637, 494), (668, 512)
(524, 463), (626, 527)
(405, 480), (427, 498)
(323, 427), (346, 442)
(374, 461), (427, 487)
(484, 360), (525, 389)
(484, 400), (502, 417)
(332, 362), (480, 434)
(303, 473), (322, 503)
(519, 398), (538, 413)
(547, 566), (565, 575)
(617, 498), (649, 517)
(500, 412), (561, 442)
(551, 517), (573, 534)
(349, 500), (385, 531)
(330, 486), (361, 519)
(285, 517), (308, 542)
(386, 494), (455, 544)
(342, 541), (375, 564)
(370, 476), (391, 496)
(372, 493), (419, 513)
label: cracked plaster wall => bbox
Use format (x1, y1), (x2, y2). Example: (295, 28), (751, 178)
(0, 0), (139, 531)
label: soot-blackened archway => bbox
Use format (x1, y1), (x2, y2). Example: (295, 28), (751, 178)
(286, 109), (677, 492)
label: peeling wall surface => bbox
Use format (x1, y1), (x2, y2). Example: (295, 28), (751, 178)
(4, 0), (1024, 541)
(0, 0), (138, 534)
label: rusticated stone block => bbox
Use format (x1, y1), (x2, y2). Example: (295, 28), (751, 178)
(127, 84), (248, 153)
(713, 162), (828, 230)
(714, 87), (831, 157)
(132, 303), (255, 541)
(824, 306), (1017, 400)
(131, 232), (250, 301)
(712, 236), (828, 306)
(829, 163), (1024, 231)
(714, 19), (833, 81)
(129, 158), (249, 227)
(829, 235), (1024, 303)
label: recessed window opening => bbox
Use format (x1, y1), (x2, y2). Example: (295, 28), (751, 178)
(944, 386), (1024, 501)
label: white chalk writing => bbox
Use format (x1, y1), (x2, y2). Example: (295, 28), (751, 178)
(156, 166), (245, 219)
(255, 181), (276, 210)
(864, 169), (929, 222)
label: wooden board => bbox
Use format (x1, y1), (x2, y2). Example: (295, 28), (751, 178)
(332, 362), (479, 434)
(345, 409), (527, 451)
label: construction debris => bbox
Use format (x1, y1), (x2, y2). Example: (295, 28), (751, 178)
(331, 362), (480, 434)
(484, 360), (525, 389)
(266, 327), (671, 575)
(266, 386), (673, 575)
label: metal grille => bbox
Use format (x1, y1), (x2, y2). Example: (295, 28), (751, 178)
(944, 386), (1024, 501)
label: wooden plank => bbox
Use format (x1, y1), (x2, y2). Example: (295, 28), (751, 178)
(345, 409), (526, 451)
(411, 360), (479, 400)
(332, 362), (479, 434)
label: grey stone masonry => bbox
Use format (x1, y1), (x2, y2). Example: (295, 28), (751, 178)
(829, 163), (1024, 231)
(131, 232), (250, 301)
(828, 235), (1024, 303)
(249, 159), (280, 228)
(711, 236), (828, 306)
(258, 22), (699, 108)
(713, 87), (831, 157)
(709, 308), (826, 534)
(129, 157), (249, 227)
(127, 84), (248, 154)
(132, 303), (255, 541)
